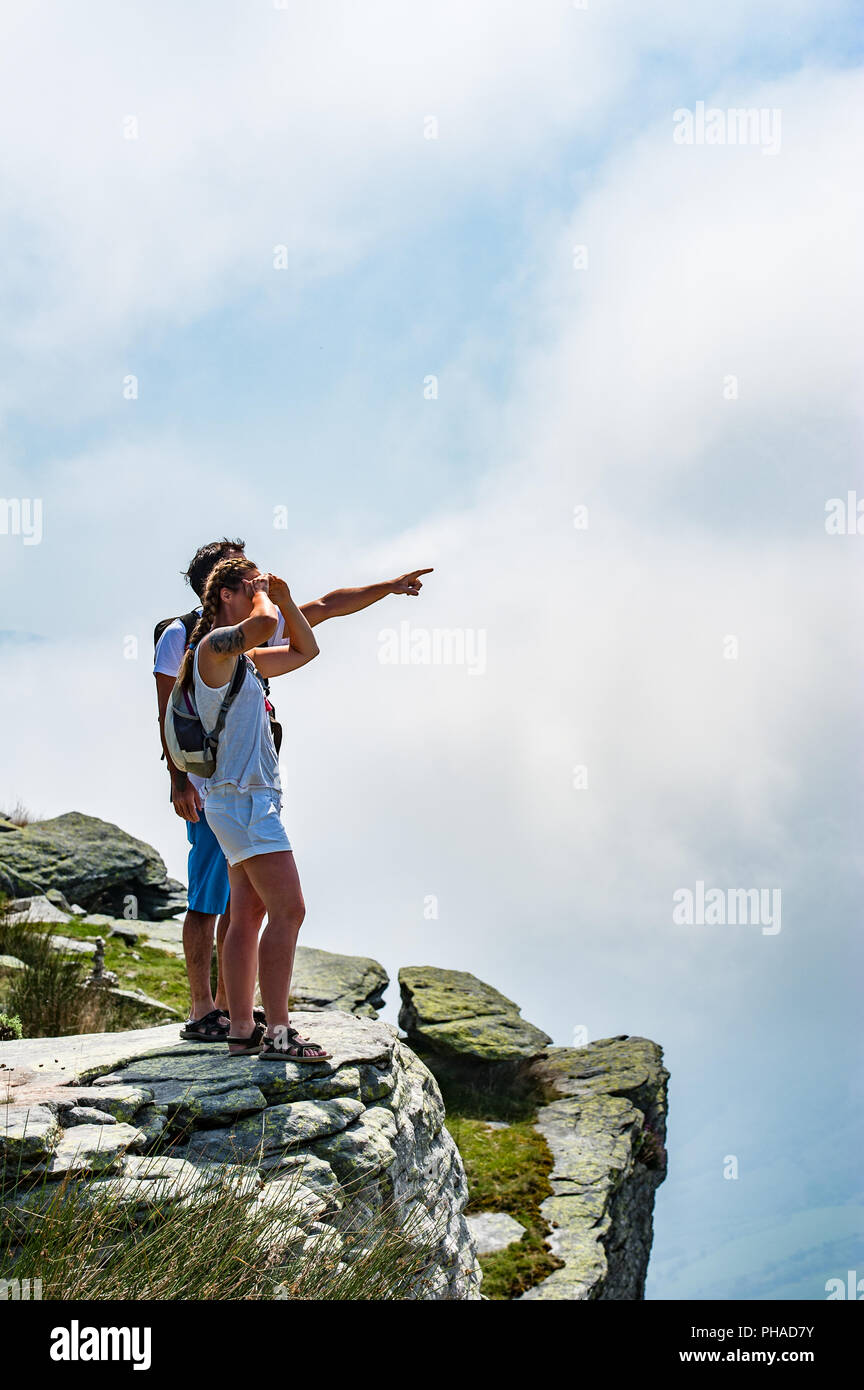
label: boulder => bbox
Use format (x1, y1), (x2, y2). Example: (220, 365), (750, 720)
(33, 1121), (146, 1179)
(96, 986), (181, 1021)
(49, 935), (97, 956)
(63, 1105), (119, 1126)
(185, 1097), (365, 1164)
(466, 1211), (527, 1255)
(46, 888), (74, 914)
(81, 915), (186, 955)
(0, 813), (187, 920)
(398, 966), (552, 1063)
(519, 1036), (669, 1301)
(7, 895), (72, 925)
(289, 946), (388, 1018)
(0, 1103), (60, 1162)
(0, 1014), (482, 1300)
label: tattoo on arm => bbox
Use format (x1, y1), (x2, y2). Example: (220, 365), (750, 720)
(208, 626), (247, 655)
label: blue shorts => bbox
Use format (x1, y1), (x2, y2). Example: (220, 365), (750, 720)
(185, 809), (230, 916)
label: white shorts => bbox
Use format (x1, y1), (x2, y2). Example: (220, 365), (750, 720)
(203, 786), (292, 867)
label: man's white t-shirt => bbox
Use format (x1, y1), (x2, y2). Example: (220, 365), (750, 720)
(154, 607), (285, 797)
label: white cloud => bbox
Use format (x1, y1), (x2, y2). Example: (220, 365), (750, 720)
(4, 63), (861, 1025)
(1, 4), (861, 1298)
(0, 0), (855, 421)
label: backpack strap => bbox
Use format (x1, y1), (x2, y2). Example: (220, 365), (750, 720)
(205, 653), (251, 751)
(180, 609), (199, 646)
(154, 608), (202, 654)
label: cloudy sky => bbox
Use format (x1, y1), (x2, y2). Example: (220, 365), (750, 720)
(1, 1), (862, 1300)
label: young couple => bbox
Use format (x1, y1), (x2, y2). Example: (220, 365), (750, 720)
(154, 538), (431, 1057)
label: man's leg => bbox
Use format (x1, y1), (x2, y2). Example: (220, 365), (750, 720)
(184, 810), (231, 1023)
(183, 909), (219, 1020)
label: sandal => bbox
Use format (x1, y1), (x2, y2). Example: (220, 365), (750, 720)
(258, 1026), (331, 1063)
(226, 1021), (266, 1056)
(180, 1008), (230, 1042)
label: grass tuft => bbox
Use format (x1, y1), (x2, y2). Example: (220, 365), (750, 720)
(0, 800), (39, 827)
(0, 910), (160, 1038)
(0, 1144), (447, 1300)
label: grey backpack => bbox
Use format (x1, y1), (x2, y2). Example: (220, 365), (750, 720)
(164, 654), (250, 779)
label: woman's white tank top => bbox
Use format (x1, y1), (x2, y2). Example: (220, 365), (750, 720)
(193, 645), (280, 796)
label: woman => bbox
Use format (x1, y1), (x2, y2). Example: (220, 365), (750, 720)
(177, 554), (330, 1060)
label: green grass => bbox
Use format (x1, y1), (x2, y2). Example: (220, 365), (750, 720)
(54, 917), (191, 1016)
(0, 917), (115, 1038)
(0, 906), (183, 1037)
(447, 1115), (564, 1300)
(0, 1011), (23, 1041)
(409, 1044), (564, 1300)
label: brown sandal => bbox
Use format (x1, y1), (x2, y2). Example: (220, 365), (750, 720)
(226, 1021), (265, 1056)
(180, 1008), (230, 1042)
(258, 1026), (331, 1063)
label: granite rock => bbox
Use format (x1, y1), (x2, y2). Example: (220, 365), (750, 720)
(0, 1013), (481, 1300)
(398, 966), (552, 1063)
(0, 812), (187, 920)
(519, 1036), (669, 1300)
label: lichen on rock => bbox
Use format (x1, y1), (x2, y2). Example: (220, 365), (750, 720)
(519, 1036), (670, 1300)
(0, 812), (187, 920)
(0, 1011), (482, 1300)
(398, 966), (553, 1063)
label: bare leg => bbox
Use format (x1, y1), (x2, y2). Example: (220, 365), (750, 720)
(183, 910), (219, 1020)
(213, 906), (230, 1012)
(238, 850), (305, 1035)
(223, 864), (266, 1051)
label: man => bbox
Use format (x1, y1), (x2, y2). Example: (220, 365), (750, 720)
(154, 537), (432, 1039)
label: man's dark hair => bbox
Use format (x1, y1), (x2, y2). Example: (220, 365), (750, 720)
(184, 537), (246, 599)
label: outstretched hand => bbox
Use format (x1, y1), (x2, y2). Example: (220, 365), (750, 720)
(389, 568), (434, 596)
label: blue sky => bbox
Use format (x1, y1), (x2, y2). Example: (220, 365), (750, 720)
(1, 0), (862, 1300)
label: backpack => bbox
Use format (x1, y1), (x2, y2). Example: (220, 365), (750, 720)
(154, 609), (200, 655)
(163, 654), (250, 779)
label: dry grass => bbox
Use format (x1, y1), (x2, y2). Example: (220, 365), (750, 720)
(0, 1154), (447, 1301)
(1, 800), (39, 827)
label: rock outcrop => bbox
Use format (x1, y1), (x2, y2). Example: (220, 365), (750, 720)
(395, 966), (669, 1300)
(0, 1014), (482, 1300)
(398, 966), (552, 1062)
(1, 820), (670, 1304)
(287, 947), (388, 1019)
(0, 813), (187, 920)
(519, 1036), (669, 1300)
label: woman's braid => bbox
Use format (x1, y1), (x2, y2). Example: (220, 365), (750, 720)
(178, 556), (258, 689)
